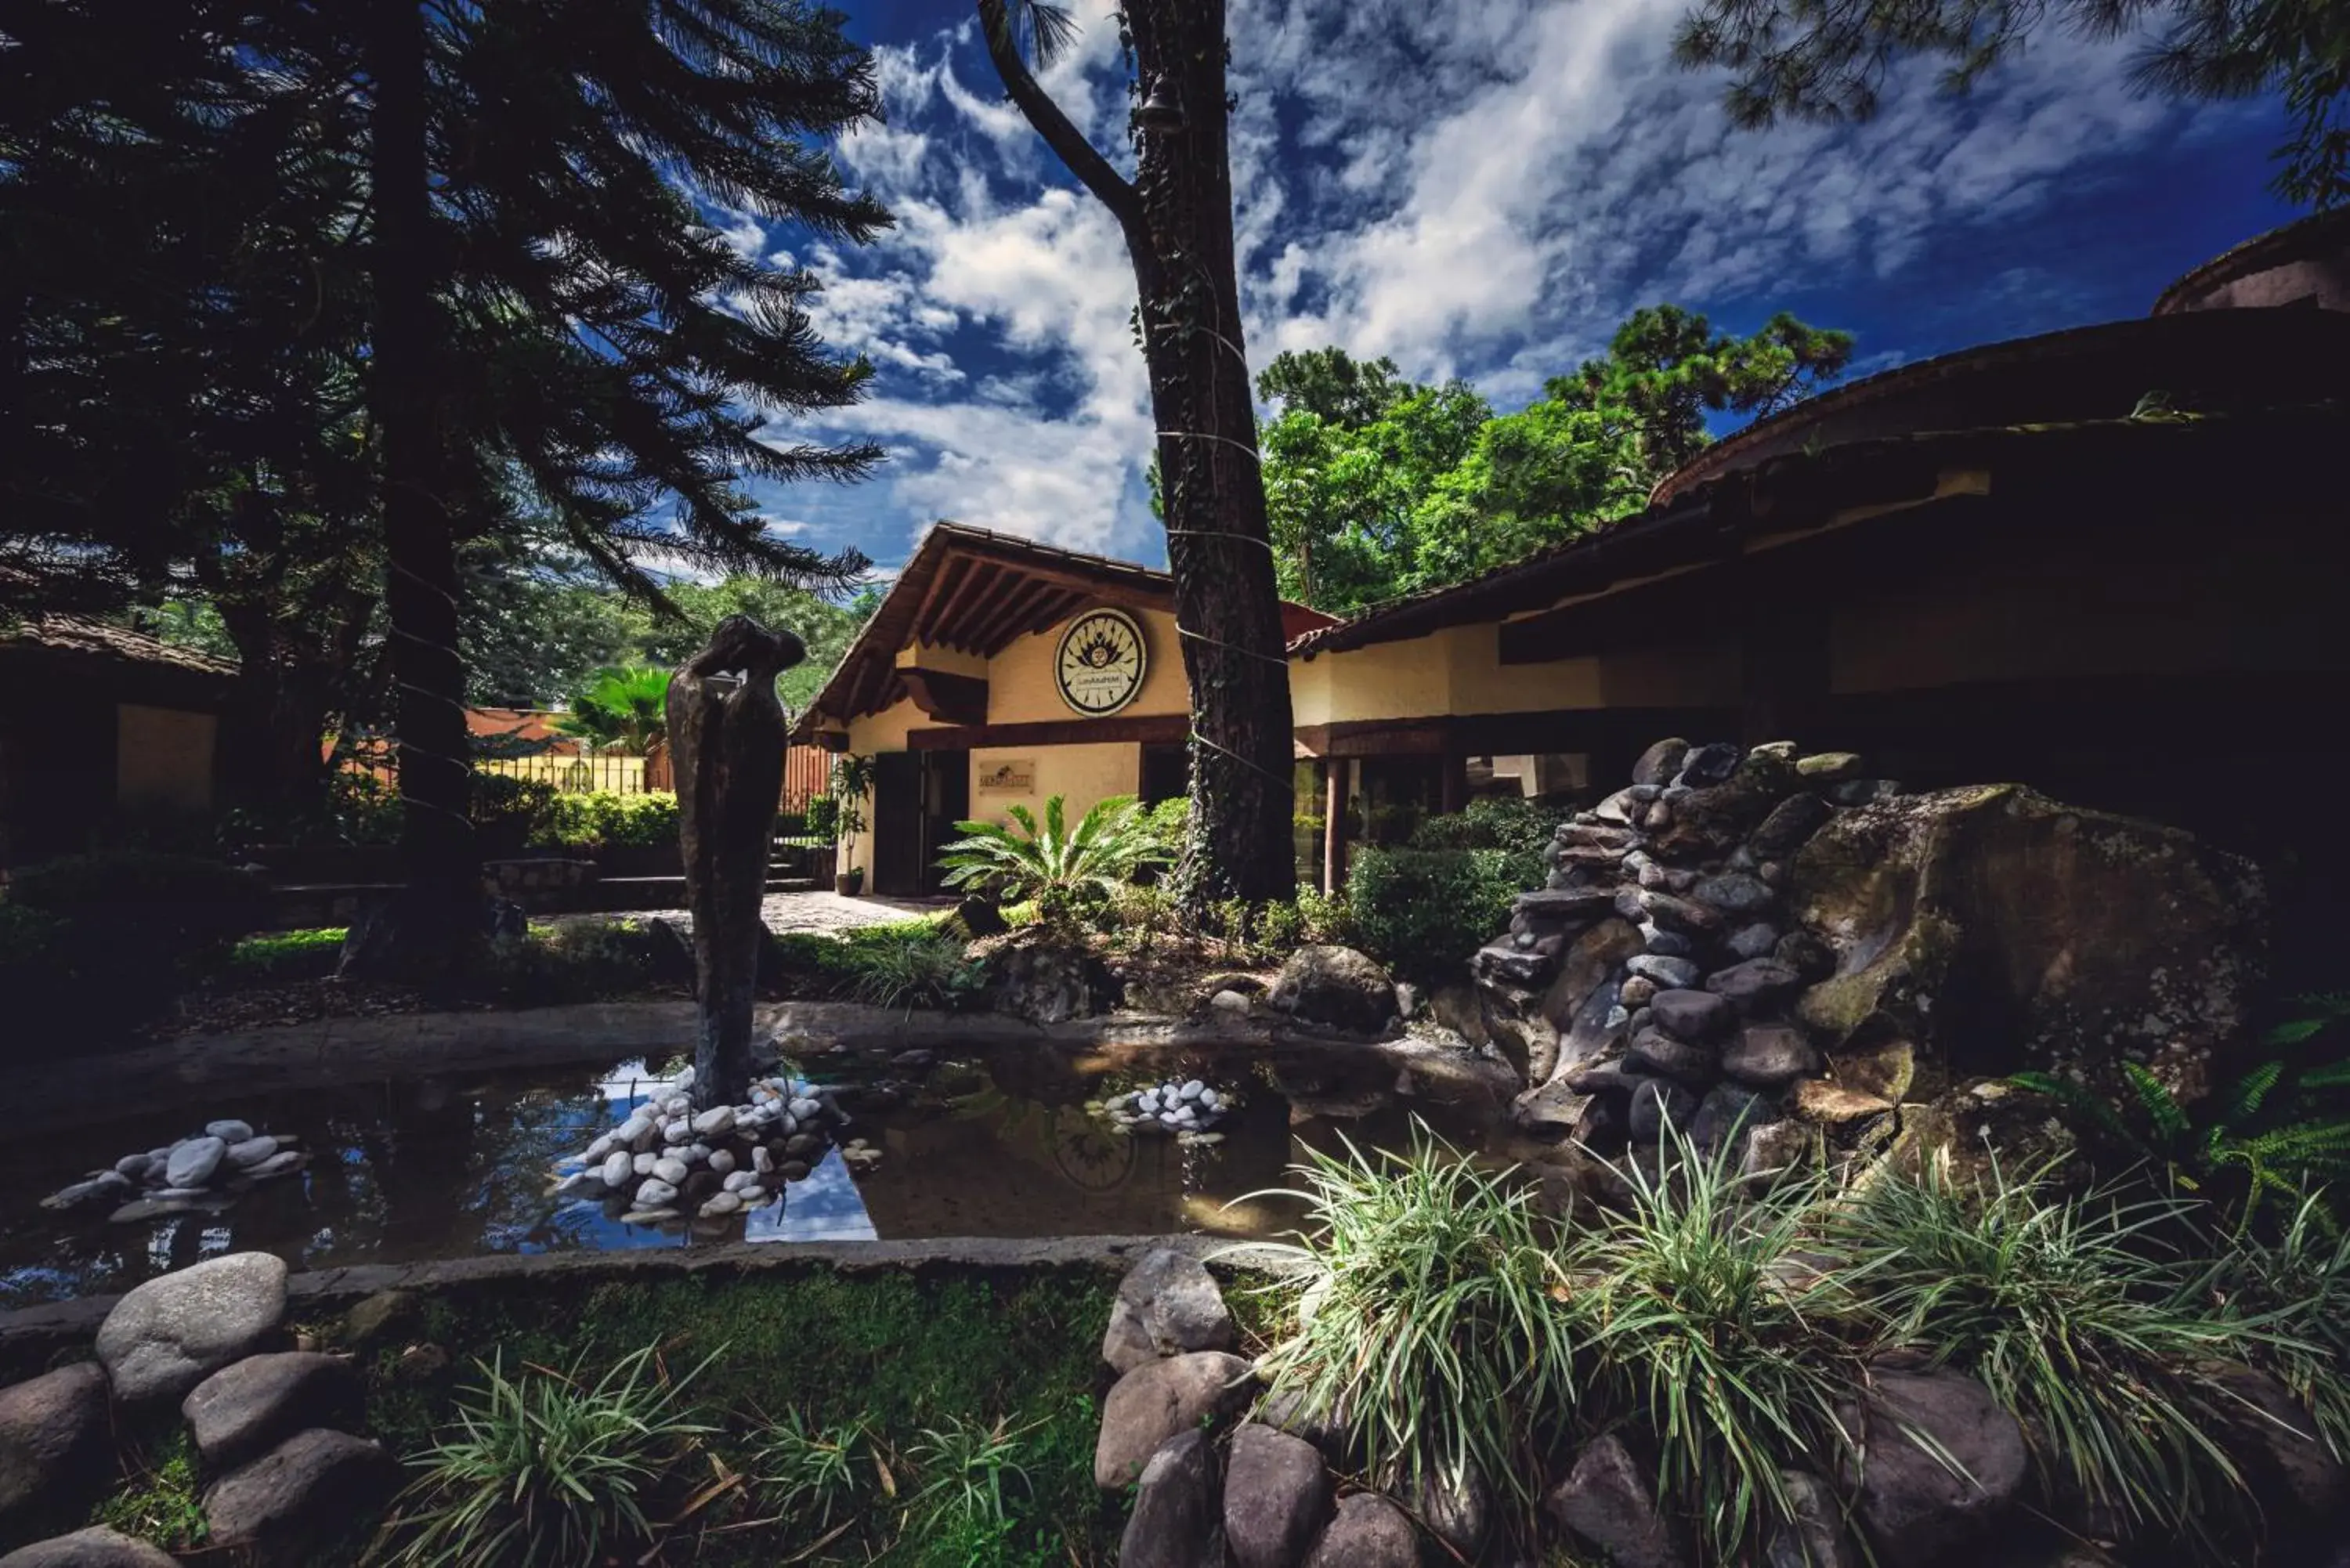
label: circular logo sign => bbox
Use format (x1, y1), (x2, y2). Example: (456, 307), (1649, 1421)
(1054, 608), (1148, 717)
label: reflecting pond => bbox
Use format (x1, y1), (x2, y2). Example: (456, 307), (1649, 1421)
(0, 1041), (1507, 1308)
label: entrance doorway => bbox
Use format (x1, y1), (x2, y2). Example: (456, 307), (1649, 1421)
(870, 750), (971, 897)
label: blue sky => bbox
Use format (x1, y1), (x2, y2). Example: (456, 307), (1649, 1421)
(729, 0), (2298, 579)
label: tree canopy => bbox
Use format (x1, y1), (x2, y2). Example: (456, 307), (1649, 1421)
(1672, 0), (2350, 208)
(1255, 305), (1853, 613)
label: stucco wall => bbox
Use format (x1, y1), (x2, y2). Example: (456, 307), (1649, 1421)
(983, 606), (1190, 725)
(1292, 623), (1740, 726)
(115, 703), (215, 815)
(968, 742), (1140, 833)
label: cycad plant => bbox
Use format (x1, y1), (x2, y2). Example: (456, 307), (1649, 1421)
(935, 794), (1168, 927)
(369, 1345), (716, 1567)
(554, 667), (672, 755)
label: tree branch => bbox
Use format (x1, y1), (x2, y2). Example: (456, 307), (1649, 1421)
(974, 0), (1147, 248)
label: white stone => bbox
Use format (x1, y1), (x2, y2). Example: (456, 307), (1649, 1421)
(621, 1209), (678, 1226)
(226, 1136), (279, 1169)
(1209, 989), (1250, 1014)
(722, 1170), (753, 1192)
(114, 1154), (152, 1179)
(674, 1067), (695, 1089)
(634, 1178), (679, 1205)
(789, 1098), (822, 1122)
(1198, 1090), (1220, 1111)
(633, 1152), (659, 1176)
(618, 1115), (656, 1151)
(1179, 1079), (1205, 1100)
(663, 1095), (691, 1115)
(165, 1138), (228, 1188)
(652, 1157), (689, 1187)
(678, 1145), (708, 1167)
(245, 1152), (304, 1181)
(204, 1119), (255, 1143)
(700, 1192), (742, 1218)
(601, 1151), (634, 1189)
(737, 1185), (768, 1205)
(692, 1105), (736, 1136)
(708, 1149), (736, 1176)
(662, 1121), (692, 1145)
(553, 1172), (604, 1198)
(1137, 1091), (1161, 1112)
(584, 1133), (615, 1162)
(752, 1147), (775, 1175)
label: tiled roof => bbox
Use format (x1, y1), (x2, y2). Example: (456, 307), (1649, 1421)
(0, 614), (238, 677)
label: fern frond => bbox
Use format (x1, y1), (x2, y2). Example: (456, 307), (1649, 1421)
(2224, 1061), (2287, 1125)
(2122, 1062), (2193, 1142)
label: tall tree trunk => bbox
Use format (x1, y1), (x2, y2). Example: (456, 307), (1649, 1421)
(982, 0), (1296, 912)
(367, 0), (475, 912)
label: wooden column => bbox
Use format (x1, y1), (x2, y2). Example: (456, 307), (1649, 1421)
(1322, 760), (1348, 896)
(1441, 750), (1469, 814)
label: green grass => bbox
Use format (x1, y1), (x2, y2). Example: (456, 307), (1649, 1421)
(219, 925), (348, 983)
(346, 1269), (1116, 1567)
(87, 1428), (208, 1550)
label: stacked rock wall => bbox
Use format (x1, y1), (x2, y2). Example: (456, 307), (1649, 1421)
(1480, 739), (2265, 1173)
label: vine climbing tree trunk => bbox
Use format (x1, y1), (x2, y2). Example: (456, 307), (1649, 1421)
(981, 0), (1296, 911)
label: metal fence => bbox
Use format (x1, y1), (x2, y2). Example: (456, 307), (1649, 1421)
(340, 731), (833, 808)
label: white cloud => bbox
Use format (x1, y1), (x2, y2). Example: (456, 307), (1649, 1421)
(747, 0), (2269, 565)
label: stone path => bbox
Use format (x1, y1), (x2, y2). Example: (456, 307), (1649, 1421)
(616, 890), (954, 937)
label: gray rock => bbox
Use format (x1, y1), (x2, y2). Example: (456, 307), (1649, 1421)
(1301, 1493), (1419, 1567)
(204, 1120), (255, 1144)
(112, 1154), (152, 1180)
(1640, 891), (1723, 936)
(1836, 1370), (2028, 1568)
(1619, 974), (1659, 1008)
(1104, 1249), (1235, 1373)
(1407, 1461), (1493, 1559)
(1675, 742), (1742, 788)
(245, 1151), (305, 1181)
(1775, 929), (1836, 981)
(96, 1252), (288, 1404)
(1268, 946), (1401, 1036)
(1727, 921), (1781, 961)
(0, 1363), (112, 1526)
(1705, 959), (1806, 1011)
(1642, 927), (1694, 957)
(340, 1291), (415, 1349)
(183, 1353), (363, 1472)
(203, 1428), (396, 1563)
(1223, 1423), (1330, 1568)
(1632, 738), (1691, 787)
(1751, 793), (1835, 857)
(1626, 1028), (1719, 1086)
(691, 1105), (736, 1136)
(1693, 873), (1775, 914)
(1254, 1389), (1351, 1465)
(1723, 1024), (1824, 1087)
(1096, 1352), (1254, 1490)
(1690, 1082), (1768, 1153)
(1829, 779), (1903, 806)
(2206, 1364), (2348, 1530)
(652, 1157), (690, 1187)
(1548, 1432), (1690, 1568)
(1795, 752), (1864, 782)
(1766, 1469), (1862, 1568)
(106, 1198), (204, 1226)
(634, 1178), (679, 1206)
(1119, 1429), (1224, 1568)
(1629, 1076), (1699, 1140)
(1650, 988), (1735, 1041)
(599, 1151), (634, 1189)
(39, 1174), (131, 1212)
(1625, 954), (1701, 990)
(1513, 887), (1620, 922)
(225, 1136), (279, 1169)
(164, 1137), (227, 1189)
(0, 1527), (182, 1568)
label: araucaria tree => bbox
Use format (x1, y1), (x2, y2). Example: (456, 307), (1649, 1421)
(980, 0), (1297, 909)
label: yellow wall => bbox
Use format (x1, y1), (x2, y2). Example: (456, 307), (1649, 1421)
(1292, 623), (1739, 729)
(115, 703), (215, 815)
(983, 606), (1191, 724)
(968, 742), (1140, 833)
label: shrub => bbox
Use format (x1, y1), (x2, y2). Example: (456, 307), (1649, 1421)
(1250, 1131), (1576, 1517)
(1408, 795), (1565, 859)
(1564, 1133), (1870, 1561)
(2210, 1190), (2350, 1458)
(219, 927), (348, 985)
(837, 923), (984, 1012)
(1828, 1151), (2300, 1554)
(1295, 887), (1354, 947)
(8, 848), (267, 951)
(371, 1345), (716, 1568)
(935, 794), (1168, 927)
(1343, 845), (1528, 983)
(754, 1410), (871, 1531)
(801, 793), (839, 840)
(533, 791), (679, 851)
(468, 773), (559, 856)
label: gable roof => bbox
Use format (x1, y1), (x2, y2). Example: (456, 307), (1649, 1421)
(0, 614), (238, 678)
(794, 522), (1335, 738)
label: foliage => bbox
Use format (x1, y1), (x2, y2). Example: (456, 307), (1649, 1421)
(220, 927), (349, 985)
(351, 1267), (1115, 1566)
(840, 926), (987, 1013)
(1139, 797), (1191, 870)
(1408, 795), (1569, 859)
(5, 851), (266, 955)
(802, 793), (841, 840)
(369, 1345), (717, 1568)
(1255, 311), (1851, 612)
(1672, 0), (2350, 208)
(935, 795), (1170, 927)
(905, 1415), (1039, 1536)
(1564, 1133), (1871, 1560)
(1249, 1132), (1578, 1516)
(1828, 1151), (2294, 1551)
(552, 667), (671, 754)
(472, 922), (663, 1006)
(533, 792), (680, 852)
(1343, 846), (1531, 985)
(1295, 887), (1357, 947)
(2207, 1189), (2350, 1458)
(754, 1410), (873, 1533)
(467, 775), (560, 858)
(91, 1429), (209, 1550)
(830, 755), (873, 862)
(2012, 995), (2350, 1219)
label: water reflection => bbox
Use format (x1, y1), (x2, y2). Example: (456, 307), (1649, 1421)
(0, 1043), (1495, 1307)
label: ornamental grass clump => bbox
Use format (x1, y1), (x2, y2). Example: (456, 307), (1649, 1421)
(1247, 1131), (1578, 1516)
(2204, 1187), (2350, 1461)
(1562, 1133), (1875, 1563)
(369, 1345), (716, 1568)
(755, 1409), (873, 1534)
(1827, 1151), (2306, 1554)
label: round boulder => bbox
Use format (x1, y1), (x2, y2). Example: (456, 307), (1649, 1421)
(1547, 1433), (1690, 1568)
(0, 1363), (113, 1528)
(1223, 1422), (1331, 1568)
(183, 1352), (364, 1472)
(0, 1527), (181, 1568)
(203, 1428), (397, 1565)
(96, 1253), (289, 1405)
(1118, 1429), (1224, 1568)
(1301, 1492), (1419, 1567)
(1095, 1352), (1255, 1490)
(1269, 946), (1400, 1036)
(1102, 1248), (1235, 1374)
(1836, 1369), (2028, 1568)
